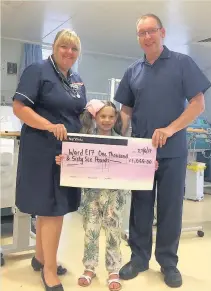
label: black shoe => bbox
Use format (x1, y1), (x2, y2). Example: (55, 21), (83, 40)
(161, 267), (182, 288)
(41, 269), (64, 291)
(119, 261), (149, 280)
(31, 257), (67, 276)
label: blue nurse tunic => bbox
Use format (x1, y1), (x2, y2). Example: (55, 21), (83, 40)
(13, 55), (87, 216)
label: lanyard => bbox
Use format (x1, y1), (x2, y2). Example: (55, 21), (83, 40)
(49, 55), (80, 99)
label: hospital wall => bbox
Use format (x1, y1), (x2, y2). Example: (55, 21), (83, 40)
(0, 38), (135, 105)
(202, 70), (211, 124)
(1, 39), (22, 104)
(188, 43), (211, 123)
(1, 38), (211, 123)
(78, 53), (136, 96)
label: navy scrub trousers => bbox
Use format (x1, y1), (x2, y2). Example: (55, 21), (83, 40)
(114, 46), (211, 268)
(129, 156), (187, 268)
(13, 55), (87, 217)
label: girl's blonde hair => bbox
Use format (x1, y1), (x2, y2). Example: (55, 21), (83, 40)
(53, 29), (81, 53)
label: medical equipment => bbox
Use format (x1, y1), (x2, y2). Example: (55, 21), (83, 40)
(185, 161), (206, 201)
(0, 106), (35, 266)
(187, 117), (211, 151)
(86, 91), (110, 102)
(185, 117), (211, 199)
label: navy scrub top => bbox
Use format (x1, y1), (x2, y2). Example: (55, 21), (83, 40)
(13, 56), (87, 216)
(114, 46), (211, 158)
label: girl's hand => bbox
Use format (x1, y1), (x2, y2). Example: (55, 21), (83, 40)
(55, 155), (64, 166)
(155, 160), (159, 171)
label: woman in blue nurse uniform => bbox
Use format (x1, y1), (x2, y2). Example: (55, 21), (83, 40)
(12, 29), (86, 291)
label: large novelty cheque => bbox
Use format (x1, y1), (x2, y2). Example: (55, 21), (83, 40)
(60, 134), (157, 190)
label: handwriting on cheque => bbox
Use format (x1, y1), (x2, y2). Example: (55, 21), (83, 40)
(64, 147), (153, 166)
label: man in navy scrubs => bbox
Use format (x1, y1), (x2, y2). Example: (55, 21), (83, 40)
(114, 14), (211, 288)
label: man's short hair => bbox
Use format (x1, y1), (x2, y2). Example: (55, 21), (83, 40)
(136, 14), (163, 28)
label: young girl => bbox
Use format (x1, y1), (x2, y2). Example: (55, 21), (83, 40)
(56, 100), (158, 291)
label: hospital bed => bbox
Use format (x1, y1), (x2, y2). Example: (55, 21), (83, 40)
(0, 106), (35, 266)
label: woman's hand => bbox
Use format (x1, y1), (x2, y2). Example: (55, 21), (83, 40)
(46, 124), (67, 141)
(55, 155), (64, 166)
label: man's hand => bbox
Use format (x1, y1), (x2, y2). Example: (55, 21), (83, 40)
(152, 126), (175, 148)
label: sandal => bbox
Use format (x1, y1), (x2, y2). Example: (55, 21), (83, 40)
(107, 273), (122, 291)
(78, 269), (96, 287)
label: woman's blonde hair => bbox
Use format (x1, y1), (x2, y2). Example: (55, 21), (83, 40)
(53, 29), (81, 53)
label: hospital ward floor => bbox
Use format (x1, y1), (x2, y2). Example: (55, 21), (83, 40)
(1, 194), (211, 291)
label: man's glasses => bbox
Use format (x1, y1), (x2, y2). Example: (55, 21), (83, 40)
(137, 28), (161, 37)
